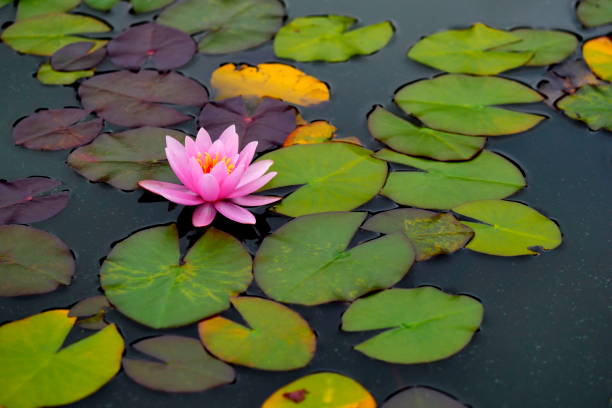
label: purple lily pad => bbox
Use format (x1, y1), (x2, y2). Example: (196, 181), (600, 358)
(69, 295), (111, 330)
(51, 42), (107, 72)
(198, 96), (297, 152)
(0, 177), (70, 225)
(382, 387), (467, 408)
(13, 108), (103, 151)
(108, 23), (196, 70)
(79, 70), (208, 127)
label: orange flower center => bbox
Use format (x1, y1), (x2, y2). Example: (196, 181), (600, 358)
(196, 152), (235, 174)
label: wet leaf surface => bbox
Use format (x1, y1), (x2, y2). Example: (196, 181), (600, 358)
(556, 83), (612, 131)
(0, 225), (74, 296)
(537, 59), (603, 107)
(198, 96), (297, 152)
(377, 149), (525, 209)
(494, 29), (578, 66)
(211, 63), (330, 106)
(255, 212), (414, 305)
(342, 287), (483, 364)
(107, 23), (196, 70)
(0, 177), (70, 224)
(453, 199), (562, 256)
(576, 0), (612, 27)
(51, 41), (106, 71)
(199, 297), (316, 370)
(16, 0), (80, 20)
(382, 387), (467, 408)
(368, 106), (485, 161)
(363, 209), (473, 261)
(101, 224), (252, 329)
(158, 0), (285, 54)
(0, 310), (123, 408)
(78, 70), (208, 127)
(69, 295), (111, 330)
(37, 63), (94, 85)
(13, 108), (102, 150)
(583, 36), (612, 81)
(262, 372), (376, 408)
(283, 120), (336, 146)
(395, 74), (545, 136)
(258, 143), (387, 217)
(67, 127), (185, 190)
(123, 335), (235, 392)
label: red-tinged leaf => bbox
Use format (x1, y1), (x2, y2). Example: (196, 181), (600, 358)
(538, 59), (603, 107)
(79, 70), (208, 127)
(51, 41), (106, 72)
(382, 387), (467, 408)
(198, 96), (297, 152)
(13, 108), (103, 151)
(69, 295), (111, 330)
(0, 177), (69, 225)
(283, 389), (308, 402)
(108, 23), (196, 70)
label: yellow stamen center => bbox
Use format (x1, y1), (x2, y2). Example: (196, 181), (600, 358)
(196, 152), (235, 174)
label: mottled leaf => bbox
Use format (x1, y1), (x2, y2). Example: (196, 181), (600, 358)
(576, 0), (612, 27)
(69, 295), (111, 330)
(123, 335), (235, 392)
(0, 177), (69, 224)
(16, 0), (80, 20)
(284, 120), (336, 146)
(556, 83), (612, 131)
(37, 63), (94, 85)
(495, 29), (578, 66)
(51, 41), (106, 71)
(382, 387), (467, 408)
(583, 36), (612, 81)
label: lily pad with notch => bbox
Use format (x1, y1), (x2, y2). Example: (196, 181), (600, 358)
(494, 29), (578, 66)
(0, 177), (69, 224)
(51, 41), (106, 72)
(556, 83), (612, 131)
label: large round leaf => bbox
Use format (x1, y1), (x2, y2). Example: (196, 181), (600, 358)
(255, 212), (414, 305)
(100, 224), (252, 329)
(576, 0), (612, 27)
(495, 29), (578, 66)
(382, 387), (467, 408)
(0, 177), (69, 225)
(199, 297), (316, 370)
(67, 127), (185, 190)
(274, 15), (393, 62)
(395, 74), (545, 136)
(257, 143), (388, 217)
(0, 225), (74, 297)
(453, 200), (562, 256)
(407, 23), (532, 75)
(262, 372), (376, 408)
(556, 84), (612, 131)
(342, 287), (484, 364)
(157, 0), (285, 54)
(583, 36), (612, 82)
(377, 149), (525, 209)
(0, 310), (124, 408)
(368, 106), (485, 161)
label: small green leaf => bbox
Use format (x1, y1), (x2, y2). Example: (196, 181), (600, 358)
(495, 29), (578, 66)
(255, 212), (414, 305)
(342, 287), (484, 364)
(258, 143), (387, 217)
(83, 0), (119, 10)
(100, 224), (252, 329)
(363, 209), (473, 261)
(16, 0), (80, 20)
(274, 15), (393, 62)
(453, 199), (562, 256)
(377, 149), (525, 209)
(131, 0), (173, 13)
(382, 387), (467, 408)
(199, 297), (316, 371)
(368, 106), (485, 161)
(0, 310), (124, 408)
(37, 63), (94, 85)
(576, 0), (612, 27)
(395, 74), (545, 136)
(557, 84), (612, 131)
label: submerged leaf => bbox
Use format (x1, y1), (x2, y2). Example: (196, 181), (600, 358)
(37, 63), (94, 85)
(284, 120), (336, 146)
(100, 225), (252, 329)
(382, 387), (467, 408)
(0, 177), (69, 224)
(16, 0), (80, 20)
(537, 59), (603, 107)
(0, 225), (74, 296)
(274, 15), (393, 62)
(453, 199), (562, 256)
(342, 287), (483, 364)
(576, 0), (612, 27)
(0, 310), (123, 408)
(494, 29), (578, 66)
(199, 297), (316, 370)
(123, 335), (235, 392)
(255, 212), (415, 305)
(51, 41), (107, 72)
(69, 295), (111, 330)
(556, 84), (612, 131)
(583, 36), (612, 82)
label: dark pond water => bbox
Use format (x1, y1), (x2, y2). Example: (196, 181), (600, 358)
(0, 0), (610, 407)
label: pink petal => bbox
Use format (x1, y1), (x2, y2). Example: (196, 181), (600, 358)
(218, 125), (239, 157)
(192, 203), (216, 227)
(219, 163), (247, 198)
(139, 180), (204, 205)
(209, 160), (228, 181)
(214, 201), (256, 224)
(188, 157), (219, 201)
(231, 195), (281, 207)
(165, 146), (193, 189)
(228, 171), (277, 198)
(184, 136), (199, 158)
(207, 138), (225, 158)
(196, 128), (212, 152)
(236, 141), (258, 168)
(237, 160), (274, 189)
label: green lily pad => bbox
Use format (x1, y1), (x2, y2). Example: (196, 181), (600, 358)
(0, 225), (74, 297)
(157, 0), (285, 54)
(131, 0), (174, 13)
(363, 209), (473, 261)
(576, 0), (612, 27)
(16, 0), (80, 20)
(67, 127), (185, 190)
(199, 297), (316, 371)
(377, 149), (525, 209)
(100, 224), (252, 329)
(395, 74), (545, 136)
(0, 310), (124, 408)
(453, 199), (562, 256)
(407, 23), (532, 75)
(274, 15), (393, 62)
(123, 335), (235, 392)
(258, 143), (387, 217)
(0, 0), (11, 9)
(37, 63), (94, 85)
(382, 387), (467, 408)
(84, 0), (120, 10)
(255, 212), (414, 305)
(1, 13), (110, 56)
(495, 29), (578, 66)
(342, 287), (484, 364)
(556, 84), (612, 131)
(368, 106), (485, 161)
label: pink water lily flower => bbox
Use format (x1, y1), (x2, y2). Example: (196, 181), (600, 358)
(139, 125), (280, 227)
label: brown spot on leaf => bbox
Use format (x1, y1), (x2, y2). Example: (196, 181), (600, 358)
(283, 389), (308, 403)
